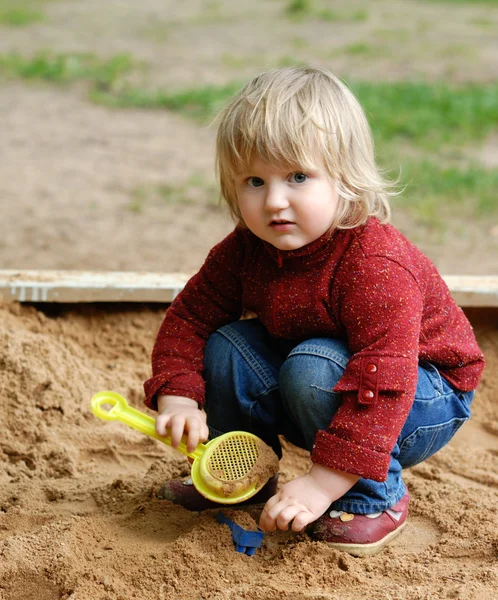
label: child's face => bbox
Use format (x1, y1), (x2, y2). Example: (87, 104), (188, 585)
(234, 158), (339, 251)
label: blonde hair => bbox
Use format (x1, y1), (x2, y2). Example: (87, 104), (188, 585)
(215, 66), (395, 228)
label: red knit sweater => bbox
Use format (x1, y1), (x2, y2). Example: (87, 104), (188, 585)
(144, 219), (484, 481)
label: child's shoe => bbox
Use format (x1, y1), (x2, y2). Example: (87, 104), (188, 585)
(157, 474), (279, 511)
(308, 492), (409, 557)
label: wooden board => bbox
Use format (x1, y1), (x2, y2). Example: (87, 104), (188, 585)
(442, 275), (498, 308)
(0, 270), (191, 303)
(0, 270), (497, 307)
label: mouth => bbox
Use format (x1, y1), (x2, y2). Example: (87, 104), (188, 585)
(270, 219), (294, 226)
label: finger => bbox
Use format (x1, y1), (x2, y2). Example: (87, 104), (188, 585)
(259, 497), (287, 532)
(155, 413), (171, 437)
(276, 505), (303, 531)
(185, 422), (201, 453)
(258, 495), (280, 530)
(265, 498), (293, 522)
(259, 510), (276, 532)
(170, 417), (186, 448)
(262, 493), (281, 511)
(290, 511), (314, 533)
(200, 422), (209, 442)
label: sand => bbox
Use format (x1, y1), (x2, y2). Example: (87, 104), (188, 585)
(0, 302), (497, 600)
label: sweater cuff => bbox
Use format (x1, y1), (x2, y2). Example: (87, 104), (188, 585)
(311, 430), (391, 482)
(334, 354), (416, 406)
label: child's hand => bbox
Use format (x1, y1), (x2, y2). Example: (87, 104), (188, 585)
(259, 465), (359, 533)
(155, 395), (209, 453)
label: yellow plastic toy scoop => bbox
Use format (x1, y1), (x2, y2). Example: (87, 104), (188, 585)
(91, 391), (279, 504)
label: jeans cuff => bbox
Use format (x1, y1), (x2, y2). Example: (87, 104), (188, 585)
(330, 481), (407, 514)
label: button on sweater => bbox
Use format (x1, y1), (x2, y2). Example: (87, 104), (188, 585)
(144, 218), (484, 481)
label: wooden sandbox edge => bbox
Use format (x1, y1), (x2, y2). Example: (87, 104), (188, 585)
(0, 270), (497, 308)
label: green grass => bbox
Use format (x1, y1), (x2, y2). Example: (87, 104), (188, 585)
(96, 79), (498, 150)
(92, 82), (242, 120)
(0, 52), (134, 85)
(0, 7), (44, 25)
(344, 43), (375, 55)
(351, 81), (498, 149)
(350, 9), (368, 21)
(469, 17), (497, 26)
(2, 55), (496, 154)
(333, 42), (387, 60)
(285, 0), (314, 17)
(314, 8), (368, 22)
(314, 8), (338, 21)
(398, 162), (498, 221)
(0, 0), (58, 27)
(284, 0), (367, 22)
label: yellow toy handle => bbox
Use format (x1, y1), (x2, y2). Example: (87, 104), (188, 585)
(90, 391), (205, 460)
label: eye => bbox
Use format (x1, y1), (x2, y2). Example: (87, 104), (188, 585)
(290, 172), (308, 184)
(247, 176), (265, 188)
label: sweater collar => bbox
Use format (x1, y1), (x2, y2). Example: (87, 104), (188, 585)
(262, 227), (338, 266)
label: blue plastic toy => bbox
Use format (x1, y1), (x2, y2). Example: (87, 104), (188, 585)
(216, 512), (265, 556)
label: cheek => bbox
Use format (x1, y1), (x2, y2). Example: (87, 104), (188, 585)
(319, 188), (339, 216)
(237, 197), (249, 216)
(239, 190), (262, 212)
(304, 195), (338, 229)
(237, 199), (257, 226)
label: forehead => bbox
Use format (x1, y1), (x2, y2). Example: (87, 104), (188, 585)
(235, 157), (288, 176)
(234, 155), (324, 177)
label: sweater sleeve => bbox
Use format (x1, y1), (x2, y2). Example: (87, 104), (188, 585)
(311, 253), (423, 481)
(143, 229), (245, 410)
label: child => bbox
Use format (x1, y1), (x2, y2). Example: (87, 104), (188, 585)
(143, 66), (484, 557)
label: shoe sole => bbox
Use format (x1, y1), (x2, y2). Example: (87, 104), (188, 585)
(325, 521), (407, 558)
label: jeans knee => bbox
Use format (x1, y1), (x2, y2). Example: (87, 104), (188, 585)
(279, 354), (343, 447)
(280, 354), (342, 415)
(280, 356), (312, 408)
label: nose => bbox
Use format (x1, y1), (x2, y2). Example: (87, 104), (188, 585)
(264, 183), (289, 212)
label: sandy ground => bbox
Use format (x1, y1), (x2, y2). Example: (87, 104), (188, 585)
(1, 1), (498, 598)
(0, 303), (497, 600)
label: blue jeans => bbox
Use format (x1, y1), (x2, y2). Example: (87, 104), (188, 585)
(203, 319), (474, 514)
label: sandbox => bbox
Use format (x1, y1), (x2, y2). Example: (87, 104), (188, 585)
(0, 272), (497, 600)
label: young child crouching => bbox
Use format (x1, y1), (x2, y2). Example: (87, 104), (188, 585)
(143, 66), (484, 557)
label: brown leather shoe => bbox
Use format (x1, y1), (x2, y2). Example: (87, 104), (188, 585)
(308, 493), (409, 557)
(157, 474), (279, 511)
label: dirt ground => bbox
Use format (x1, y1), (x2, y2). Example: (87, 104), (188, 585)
(1, 1), (498, 599)
(1, 0), (498, 275)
